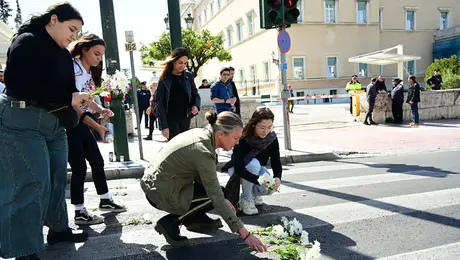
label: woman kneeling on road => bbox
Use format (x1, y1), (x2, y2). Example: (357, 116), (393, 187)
(222, 107), (282, 215)
(140, 111), (267, 252)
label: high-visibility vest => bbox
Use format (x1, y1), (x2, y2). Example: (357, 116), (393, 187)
(346, 82), (362, 94)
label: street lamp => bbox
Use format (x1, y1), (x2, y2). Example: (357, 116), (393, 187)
(271, 51), (279, 66)
(164, 14), (170, 30)
(184, 13), (194, 30)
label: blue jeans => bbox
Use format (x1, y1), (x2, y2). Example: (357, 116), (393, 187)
(0, 94), (69, 258)
(411, 102), (419, 124)
(228, 158), (271, 201)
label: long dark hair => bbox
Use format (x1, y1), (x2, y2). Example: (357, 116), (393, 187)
(68, 34), (105, 87)
(160, 47), (189, 80)
(13, 2), (84, 43)
(242, 107), (275, 139)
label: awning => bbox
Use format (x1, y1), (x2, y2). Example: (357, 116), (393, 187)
(348, 45), (421, 66)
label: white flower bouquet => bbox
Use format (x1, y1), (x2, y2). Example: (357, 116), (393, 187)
(258, 173), (278, 193)
(244, 217), (321, 260)
(99, 70), (129, 102)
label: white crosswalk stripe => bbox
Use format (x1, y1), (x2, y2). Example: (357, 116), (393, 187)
(8, 159), (457, 260)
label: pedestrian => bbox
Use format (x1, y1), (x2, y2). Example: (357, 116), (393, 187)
(221, 107), (282, 215)
(426, 69), (443, 90)
(375, 75), (387, 92)
(198, 79), (210, 89)
(287, 84), (294, 113)
(391, 78), (405, 124)
(67, 34), (127, 226)
(364, 78), (378, 125)
(229, 67), (241, 116)
(137, 81), (151, 129)
(144, 82), (158, 140)
(0, 3), (91, 259)
(140, 111), (268, 253)
(407, 75), (421, 127)
(156, 47), (201, 141)
(211, 67), (236, 114)
(346, 75), (362, 114)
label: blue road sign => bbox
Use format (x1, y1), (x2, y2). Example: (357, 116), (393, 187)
(278, 30), (291, 53)
(280, 63), (288, 70)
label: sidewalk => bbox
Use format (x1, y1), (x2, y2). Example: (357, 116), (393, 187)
(70, 118), (460, 181)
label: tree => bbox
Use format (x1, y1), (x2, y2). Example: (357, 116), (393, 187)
(77, 30), (89, 40)
(139, 29), (232, 77)
(14, 0), (21, 28)
(0, 0), (12, 24)
(425, 55), (460, 82)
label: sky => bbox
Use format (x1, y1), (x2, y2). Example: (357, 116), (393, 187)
(13, 0), (169, 80)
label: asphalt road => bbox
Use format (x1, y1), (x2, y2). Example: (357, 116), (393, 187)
(13, 150), (460, 260)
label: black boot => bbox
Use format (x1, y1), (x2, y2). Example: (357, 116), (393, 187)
(184, 214), (223, 232)
(16, 254), (41, 260)
(46, 228), (88, 245)
(144, 135), (152, 140)
(154, 214), (188, 246)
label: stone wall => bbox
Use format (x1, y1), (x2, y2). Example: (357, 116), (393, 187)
(190, 97), (261, 128)
(359, 89), (460, 123)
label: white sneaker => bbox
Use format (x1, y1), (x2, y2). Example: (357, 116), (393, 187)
(254, 196), (264, 206)
(238, 198), (259, 215)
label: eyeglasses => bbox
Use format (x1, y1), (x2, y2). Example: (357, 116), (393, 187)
(256, 124), (274, 131)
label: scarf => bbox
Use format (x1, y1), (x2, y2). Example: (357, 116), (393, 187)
(243, 131), (277, 166)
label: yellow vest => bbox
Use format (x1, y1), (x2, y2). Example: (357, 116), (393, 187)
(346, 82), (362, 94)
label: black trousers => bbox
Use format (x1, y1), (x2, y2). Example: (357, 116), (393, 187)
(146, 182), (216, 225)
(138, 106), (149, 127)
(365, 98), (375, 123)
(392, 101), (403, 123)
(166, 117), (191, 141)
(349, 97), (353, 114)
(148, 113), (158, 137)
(67, 123), (109, 205)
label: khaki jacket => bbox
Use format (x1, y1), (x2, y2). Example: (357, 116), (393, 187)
(140, 128), (244, 233)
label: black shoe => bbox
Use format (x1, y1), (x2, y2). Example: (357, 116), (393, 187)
(370, 121), (378, 125)
(74, 208), (104, 225)
(154, 215), (188, 246)
(145, 126), (149, 129)
(185, 214), (223, 232)
(144, 135), (152, 140)
(16, 253), (41, 260)
(99, 198), (127, 213)
(46, 228), (88, 245)
(363, 121), (370, 125)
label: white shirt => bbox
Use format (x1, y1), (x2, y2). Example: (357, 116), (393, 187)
(74, 59), (95, 93)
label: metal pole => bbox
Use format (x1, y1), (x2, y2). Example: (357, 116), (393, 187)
(280, 0), (291, 150)
(99, 0), (120, 75)
(167, 0), (183, 50)
(129, 51), (144, 160)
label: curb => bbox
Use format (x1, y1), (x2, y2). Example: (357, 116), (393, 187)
(70, 152), (341, 182)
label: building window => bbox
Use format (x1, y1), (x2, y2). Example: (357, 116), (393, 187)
(297, 0), (303, 23)
(210, 1), (214, 17)
(325, 0), (336, 23)
(379, 8), (383, 31)
(406, 60), (416, 75)
(406, 11), (415, 30)
(326, 57), (337, 78)
(440, 12), (449, 30)
(198, 15), (202, 27)
(293, 57), (305, 80)
(380, 65), (384, 76)
(249, 65), (257, 84)
(263, 61), (270, 82)
(204, 9), (208, 23)
(247, 13), (254, 36)
(217, 0), (221, 10)
(358, 63), (368, 77)
(226, 28), (233, 47)
(238, 68), (244, 82)
(357, 0), (368, 24)
(236, 22), (243, 42)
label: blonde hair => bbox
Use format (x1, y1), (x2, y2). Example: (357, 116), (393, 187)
(205, 111), (243, 134)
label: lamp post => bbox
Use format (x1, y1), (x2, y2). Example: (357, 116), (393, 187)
(167, 0), (182, 50)
(164, 14), (170, 30)
(184, 13), (194, 30)
(271, 51), (279, 66)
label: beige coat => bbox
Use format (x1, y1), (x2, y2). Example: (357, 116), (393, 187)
(140, 128), (244, 233)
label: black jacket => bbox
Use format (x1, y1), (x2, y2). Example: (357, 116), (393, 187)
(426, 75), (443, 90)
(156, 71), (201, 130)
(230, 80), (240, 115)
(375, 80), (387, 92)
(406, 82), (421, 103)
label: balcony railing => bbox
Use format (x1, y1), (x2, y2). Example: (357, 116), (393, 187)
(435, 25), (460, 41)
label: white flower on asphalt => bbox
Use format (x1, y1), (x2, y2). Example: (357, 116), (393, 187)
(288, 218), (303, 236)
(300, 230), (309, 245)
(271, 225), (288, 238)
(280, 216), (289, 228)
(301, 240), (321, 260)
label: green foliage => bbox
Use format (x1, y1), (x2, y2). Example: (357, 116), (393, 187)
(139, 29), (232, 77)
(14, 0), (21, 29)
(442, 71), (460, 90)
(77, 30), (89, 40)
(0, 0), (12, 24)
(425, 55), (460, 83)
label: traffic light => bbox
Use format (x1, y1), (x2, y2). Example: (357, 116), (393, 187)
(260, 0), (300, 29)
